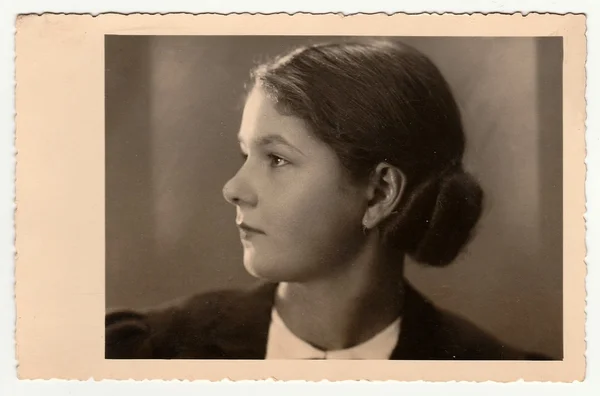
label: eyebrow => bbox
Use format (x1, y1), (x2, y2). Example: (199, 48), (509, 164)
(238, 133), (306, 156)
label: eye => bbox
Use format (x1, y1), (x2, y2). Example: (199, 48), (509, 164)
(268, 154), (289, 168)
(240, 152), (248, 162)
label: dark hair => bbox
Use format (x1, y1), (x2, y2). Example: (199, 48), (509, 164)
(250, 39), (483, 267)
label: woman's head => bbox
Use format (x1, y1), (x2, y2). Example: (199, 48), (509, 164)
(223, 39), (483, 282)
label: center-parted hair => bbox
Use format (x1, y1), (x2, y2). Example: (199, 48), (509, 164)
(249, 39), (484, 267)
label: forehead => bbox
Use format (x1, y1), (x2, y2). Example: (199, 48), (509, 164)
(238, 88), (314, 144)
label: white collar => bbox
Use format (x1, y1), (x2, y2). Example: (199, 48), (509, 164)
(265, 307), (401, 360)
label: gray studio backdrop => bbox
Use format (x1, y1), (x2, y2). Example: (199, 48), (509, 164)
(105, 36), (563, 359)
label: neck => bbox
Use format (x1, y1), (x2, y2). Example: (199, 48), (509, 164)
(274, 242), (405, 351)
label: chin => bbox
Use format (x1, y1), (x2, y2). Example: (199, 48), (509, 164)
(242, 256), (309, 283)
(243, 259), (286, 282)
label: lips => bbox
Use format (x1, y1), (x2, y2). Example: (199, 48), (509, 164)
(237, 222), (266, 236)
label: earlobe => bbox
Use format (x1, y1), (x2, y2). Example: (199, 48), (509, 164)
(362, 163), (406, 230)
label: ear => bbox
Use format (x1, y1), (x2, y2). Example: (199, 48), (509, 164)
(362, 163), (407, 230)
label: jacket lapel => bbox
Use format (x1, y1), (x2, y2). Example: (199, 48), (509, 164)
(207, 282), (277, 359)
(208, 280), (438, 360)
(390, 281), (440, 359)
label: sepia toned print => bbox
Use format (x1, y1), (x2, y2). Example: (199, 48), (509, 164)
(15, 13), (585, 381)
(105, 36), (556, 361)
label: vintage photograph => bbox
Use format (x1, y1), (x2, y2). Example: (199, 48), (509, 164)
(14, 13), (585, 382)
(104, 35), (563, 360)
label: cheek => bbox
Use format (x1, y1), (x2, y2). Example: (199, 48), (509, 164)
(272, 173), (361, 233)
(258, 172), (365, 277)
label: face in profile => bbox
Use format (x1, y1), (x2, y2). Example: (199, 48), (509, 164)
(222, 87), (369, 283)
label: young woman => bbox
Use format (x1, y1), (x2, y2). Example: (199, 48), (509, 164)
(106, 40), (548, 360)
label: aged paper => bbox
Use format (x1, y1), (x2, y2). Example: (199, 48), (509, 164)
(15, 13), (586, 381)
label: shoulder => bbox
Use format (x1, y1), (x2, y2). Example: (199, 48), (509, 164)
(105, 284), (275, 359)
(402, 283), (551, 360)
(432, 307), (550, 360)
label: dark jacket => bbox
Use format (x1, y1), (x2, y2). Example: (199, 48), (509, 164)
(105, 281), (550, 360)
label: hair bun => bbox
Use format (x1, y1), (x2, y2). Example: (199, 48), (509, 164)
(395, 167), (484, 267)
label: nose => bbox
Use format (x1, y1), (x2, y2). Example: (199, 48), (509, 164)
(222, 167), (257, 207)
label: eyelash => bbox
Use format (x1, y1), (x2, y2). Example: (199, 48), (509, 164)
(267, 154), (289, 168)
(240, 152), (290, 168)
